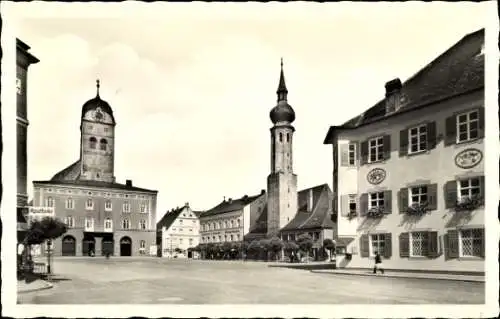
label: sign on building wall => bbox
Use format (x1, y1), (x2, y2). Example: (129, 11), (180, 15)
(28, 207), (55, 225)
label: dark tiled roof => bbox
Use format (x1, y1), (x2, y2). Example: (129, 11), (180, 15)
(81, 95), (116, 124)
(33, 179), (157, 193)
(281, 184), (334, 231)
(157, 206), (186, 230)
(192, 210), (204, 218)
(324, 28), (484, 143)
(248, 203), (268, 234)
(51, 160), (81, 181)
(200, 191), (265, 217)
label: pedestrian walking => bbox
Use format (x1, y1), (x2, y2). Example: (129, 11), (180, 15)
(373, 251), (384, 274)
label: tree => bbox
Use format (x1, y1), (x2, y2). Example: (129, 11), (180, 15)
(269, 236), (284, 261)
(206, 243), (215, 259)
(25, 217), (67, 245)
(323, 238), (336, 261)
(222, 242), (232, 259)
(258, 238), (271, 261)
(284, 241), (299, 261)
(247, 240), (260, 259)
(296, 233), (313, 259)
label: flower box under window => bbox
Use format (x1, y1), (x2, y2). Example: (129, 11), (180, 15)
(366, 206), (384, 218)
(347, 210), (357, 219)
(455, 195), (484, 212)
(406, 202), (429, 216)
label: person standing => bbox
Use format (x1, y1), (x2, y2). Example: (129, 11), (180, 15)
(373, 252), (384, 274)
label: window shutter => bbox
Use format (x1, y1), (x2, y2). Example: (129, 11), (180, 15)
(383, 190), (392, 214)
(480, 228), (485, 258)
(383, 233), (392, 259)
(427, 121), (437, 150)
(340, 144), (349, 167)
(427, 183), (438, 211)
(398, 188), (409, 214)
(444, 180), (458, 209)
(427, 231), (439, 258)
(399, 232), (409, 257)
(360, 141), (369, 165)
(360, 234), (369, 257)
(359, 193), (368, 216)
(477, 107), (485, 139)
(340, 195), (349, 217)
(399, 129), (409, 157)
(479, 175), (485, 200)
(447, 229), (459, 259)
(444, 115), (457, 146)
(383, 135), (391, 160)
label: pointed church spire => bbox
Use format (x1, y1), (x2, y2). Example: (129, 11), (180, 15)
(277, 58), (288, 102)
(96, 79), (100, 97)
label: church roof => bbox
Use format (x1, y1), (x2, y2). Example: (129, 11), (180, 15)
(200, 191), (265, 218)
(50, 160), (82, 181)
(281, 183), (334, 231)
(81, 80), (116, 125)
(324, 28), (484, 143)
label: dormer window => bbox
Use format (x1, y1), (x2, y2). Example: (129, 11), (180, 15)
(100, 138), (107, 151)
(384, 78), (402, 114)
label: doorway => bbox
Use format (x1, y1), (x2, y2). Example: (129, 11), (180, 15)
(120, 237), (132, 256)
(82, 235), (96, 256)
(62, 235), (76, 256)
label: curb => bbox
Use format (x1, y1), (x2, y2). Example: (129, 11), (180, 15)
(311, 270), (485, 283)
(17, 281), (54, 294)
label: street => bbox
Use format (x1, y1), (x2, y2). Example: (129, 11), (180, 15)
(18, 258), (484, 304)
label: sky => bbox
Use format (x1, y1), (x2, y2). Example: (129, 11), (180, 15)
(9, 2), (489, 221)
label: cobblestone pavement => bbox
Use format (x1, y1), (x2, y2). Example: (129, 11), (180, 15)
(18, 257), (485, 304)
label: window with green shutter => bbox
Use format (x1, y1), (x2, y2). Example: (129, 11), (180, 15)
(399, 232), (410, 257)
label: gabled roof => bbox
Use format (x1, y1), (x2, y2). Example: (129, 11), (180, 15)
(51, 160), (81, 181)
(324, 28), (484, 143)
(281, 183), (334, 231)
(200, 191), (265, 218)
(156, 206), (187, 230)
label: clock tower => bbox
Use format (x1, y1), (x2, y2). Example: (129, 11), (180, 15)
(267, 59), (298, 236)
(79, 80), (116, 182)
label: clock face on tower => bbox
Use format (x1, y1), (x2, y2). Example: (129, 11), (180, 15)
(94, 108), (104, 121)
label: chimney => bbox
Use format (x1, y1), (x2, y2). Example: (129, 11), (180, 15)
(125, 179), (132, 187)
(223, 196), (226, 202)
(185, 202), (189, 207)
(384, 78), (402, 114)
(308, 189), (313, 212)
(228, 198), (233, 204)
(261, 189), (265, 195)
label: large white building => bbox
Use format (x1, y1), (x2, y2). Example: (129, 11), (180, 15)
(324, 29), (485, 273)
(156, 203), (201, 258)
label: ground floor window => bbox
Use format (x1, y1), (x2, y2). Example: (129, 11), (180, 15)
(370, 234), (386, 256)
(460, 228), (483, 257)
(410, 232), (427, 257)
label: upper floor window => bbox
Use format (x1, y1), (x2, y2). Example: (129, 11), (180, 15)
(85, 217), (94, 230)
(408, 124), (427, 154)
(16, 78), (22, 95)
(212, 222), (216, 230)
(286, 133), (290, 142)
(348, 195), (357, 214)
(179, 219), (183, 224)
(368, 137), (384, 163)
(104, 218), (113, 231)
(140, 202), (148, 213)
(218, 221), (222, 229)
(348, 143), (356, 166)
(368, 192), (385, 209)
(237, 219), (241, 228)
(139, 219), (147, 230)
(457, 110), (479, 143)
(99, 138), (107, 151)
(65, 198), (74, 209)
(458, 178), (481, 200)
(105, 200), (112, 211)
(85, 198), (93, 210)
(64, 216), (75, 228)
(46, 197), (54, 207)
(409, 186), (428, 205)
(279, 132), (283, 142)
(123, 201), (130, 213)
(122, 218), (130, 230)
(224, 220), (228, 228)
(89, 137), (97, 149)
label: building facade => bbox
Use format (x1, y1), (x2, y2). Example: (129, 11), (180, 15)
(156, 203), (201, 258)
(324, 29), (485, 272)
(199, 191), (267, 246)
(32, 81), (158, 257)
(16, 39), (39, 239)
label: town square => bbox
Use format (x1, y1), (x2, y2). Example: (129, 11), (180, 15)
(2, 1), (498, 317)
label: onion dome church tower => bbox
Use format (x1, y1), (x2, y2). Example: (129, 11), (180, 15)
(79, 80), (116, 182)
(266, 59), (298, 236)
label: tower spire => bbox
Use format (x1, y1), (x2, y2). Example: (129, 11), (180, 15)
(96, 79), (100, 97)
(277, 58), (288, 102)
